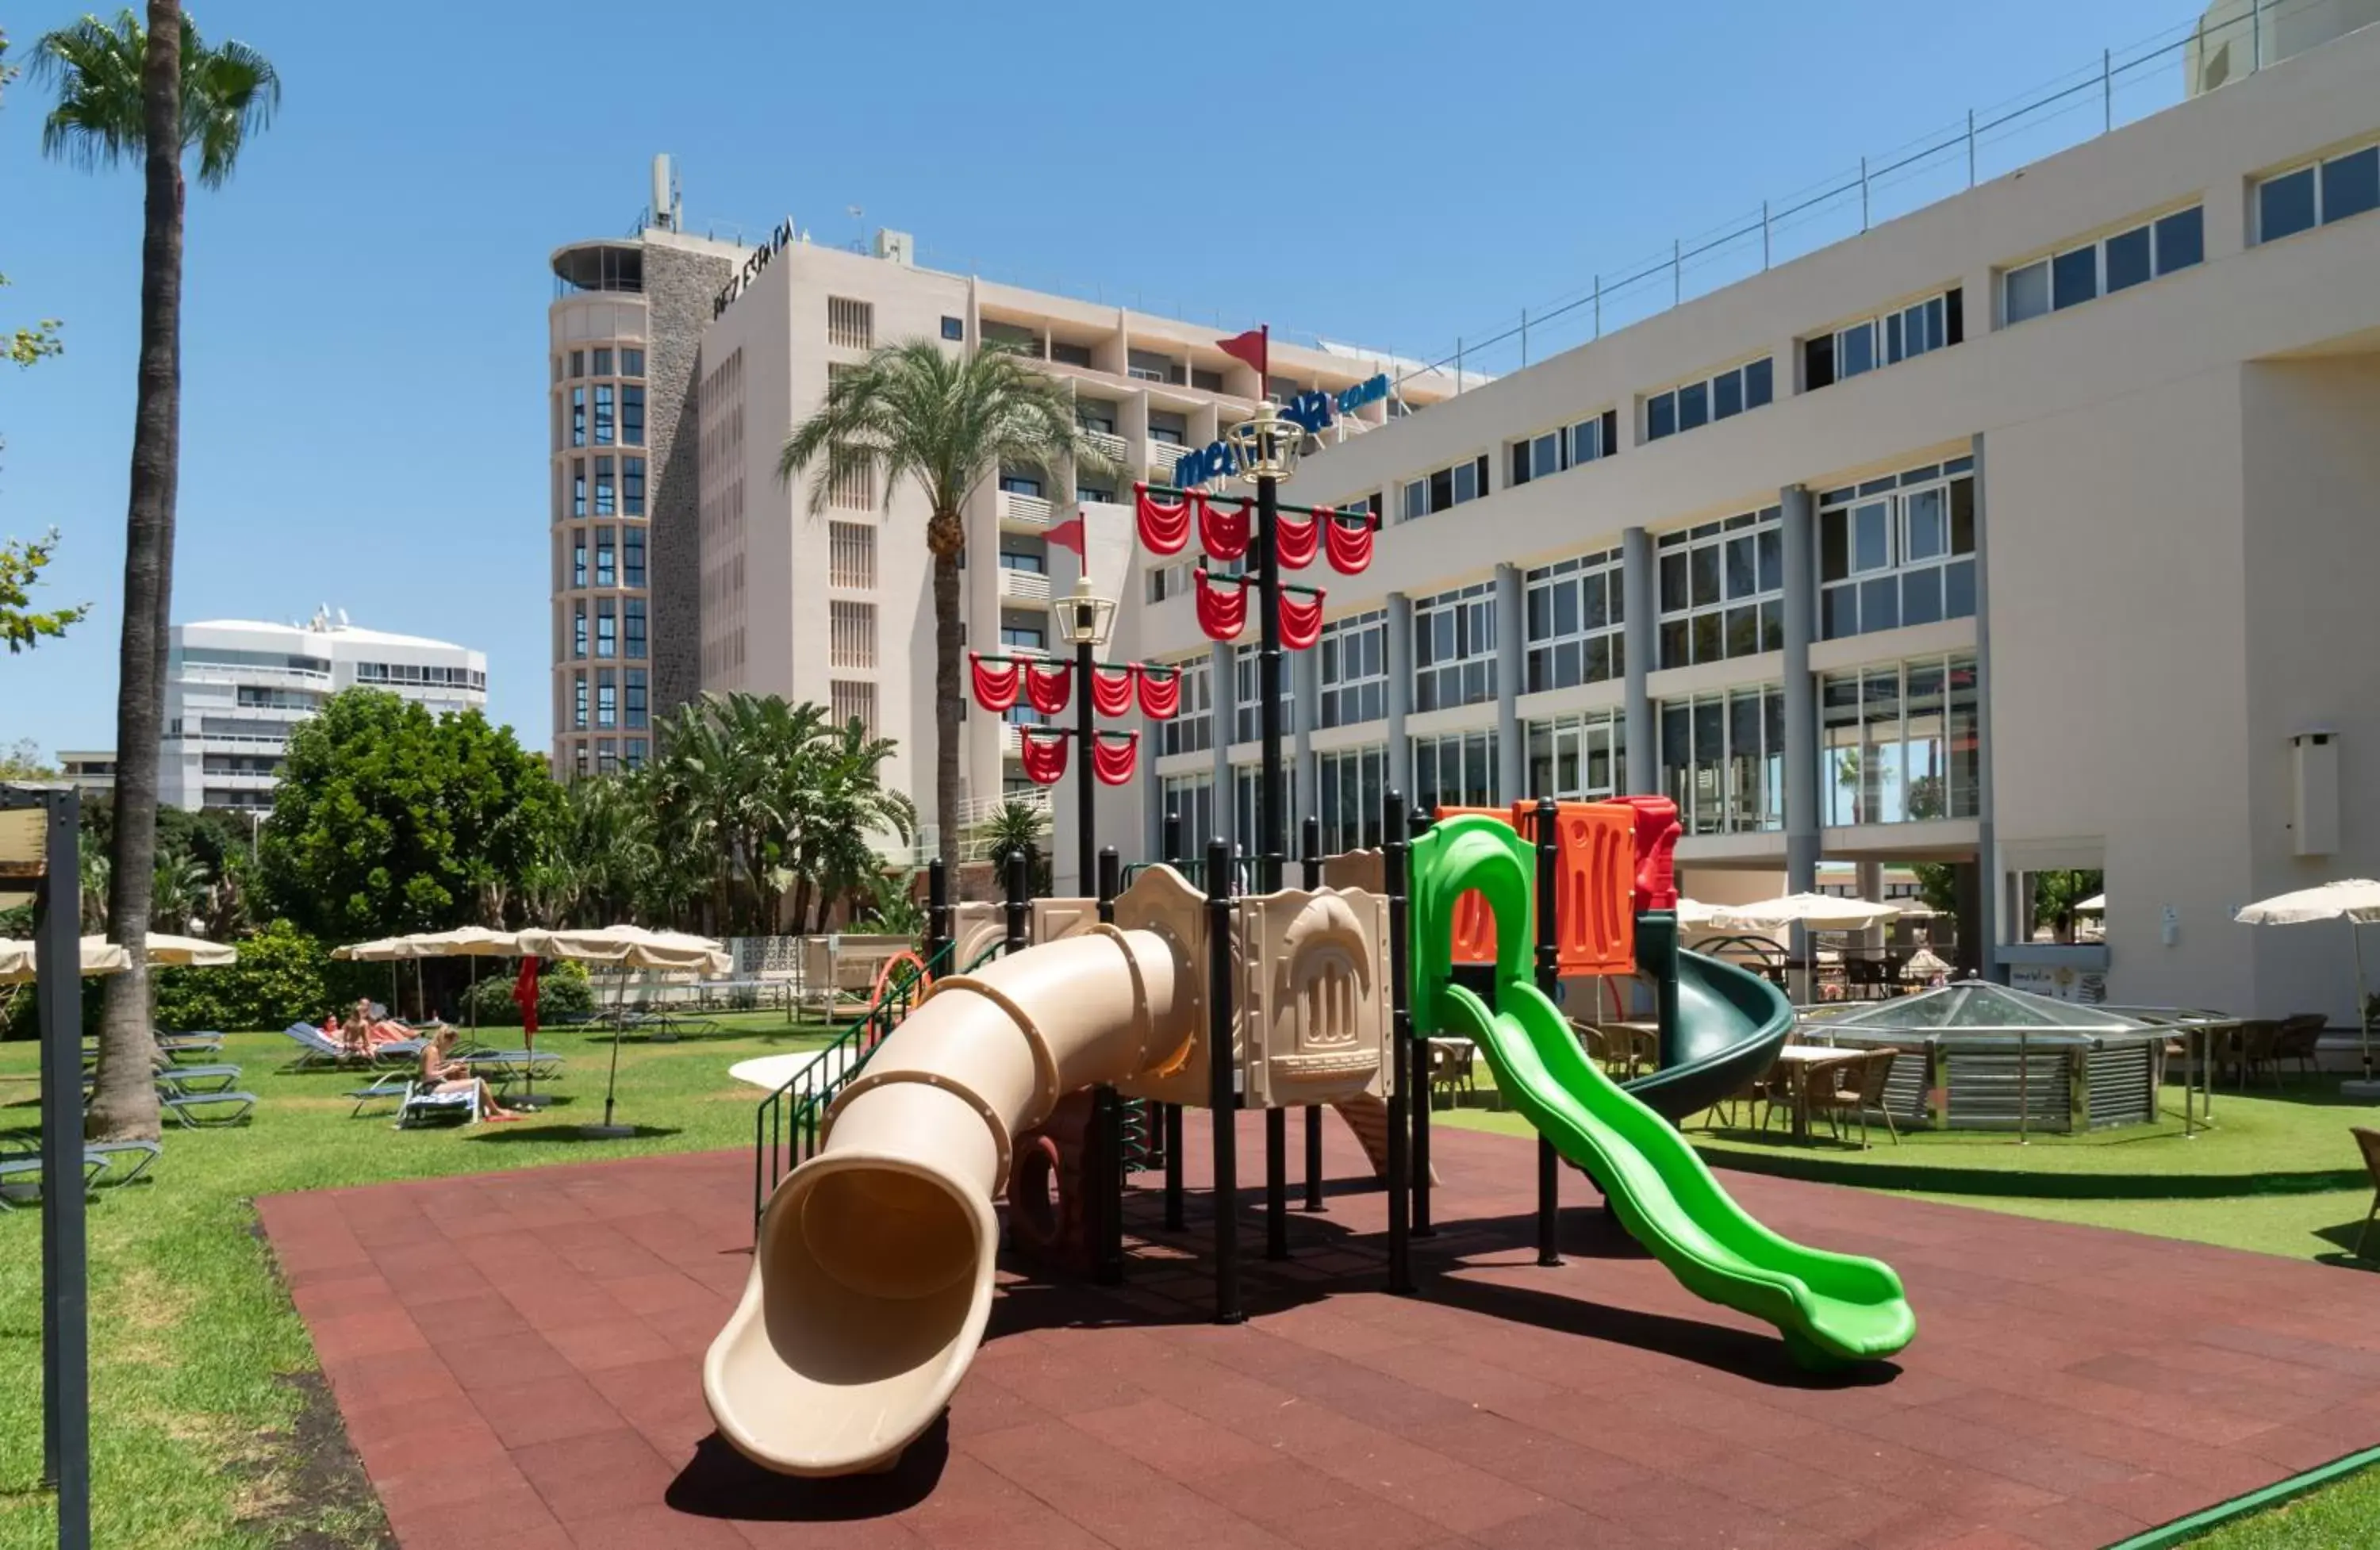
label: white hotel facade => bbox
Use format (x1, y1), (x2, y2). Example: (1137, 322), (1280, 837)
(1088, 17), (2380, 1022)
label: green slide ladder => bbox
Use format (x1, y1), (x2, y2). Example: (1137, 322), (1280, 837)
(1412, 815), (1916, 1368)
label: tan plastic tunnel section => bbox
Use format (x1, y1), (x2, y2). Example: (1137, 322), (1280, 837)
(704, 925), (1197, 1477)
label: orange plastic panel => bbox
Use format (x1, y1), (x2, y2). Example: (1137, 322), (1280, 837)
(1434, 807), (1514, 963)
(1555, 804), (1636, 976)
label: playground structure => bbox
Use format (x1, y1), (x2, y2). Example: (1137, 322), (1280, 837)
(708, 792), (1917, 1479)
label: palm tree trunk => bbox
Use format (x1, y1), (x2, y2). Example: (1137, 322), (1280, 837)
(932, 537), (962, 877)
(89, 2), (184, 1143)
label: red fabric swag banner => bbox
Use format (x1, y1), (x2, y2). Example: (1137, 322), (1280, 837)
(1195, 569), (1249, 642)
(1135, 485), (1192, 555)
(1023, 659), (1073, 716)
(1280, 589), (1326, 650)
(1090, 665), (1136, 718)
(1136, 665), (1180, 720)
(1274, 511), (1319, 570)
(1091, 731), (1139, 786)
(970, 653), (1021, 713)
(1323, 512), (1374, 574)
(1018, 729), (1069, 785)
(1199, 497), (1251, 562)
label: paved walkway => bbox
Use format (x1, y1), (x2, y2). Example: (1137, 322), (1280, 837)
(258, 1115), (2380, 1550)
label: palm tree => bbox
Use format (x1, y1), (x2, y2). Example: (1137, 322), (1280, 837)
(34, 6), (278, 1140)
(977, 797), (1050, 891)
(779, 340), (1117, 874)
(800, 717), (917, 931)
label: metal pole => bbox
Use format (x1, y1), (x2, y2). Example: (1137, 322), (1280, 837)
(1162, 808), (1185, 1230)
(1409, 804), (1434, 1238)
(2352, 921), (2373, 1084)
(1205, 838), (1243, 1322)
(1256, 439), (1290, 1264)
(926, 857), (950, 965)
(1076, 637), (1097, 895)
(2017, 1026), (2030, 1145)
(36, 788), (91, 1550)
(1532, 797), (1562, 1267)
(1382, 788), (1415, 1295)
(1299, 815), (1325, 1213)
(1094, 846), (1124, 1284)
(1003, 847), (1030, 954)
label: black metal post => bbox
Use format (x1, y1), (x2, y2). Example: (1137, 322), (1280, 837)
(35, 788), (90, 1549)
(1093, 847), (1124, 1284)
(1533, 796), (1563, 1267)
(1383, 789), (1415, 1295)
(1409, 804), (1434, 1237)
(1299, 815), (1325, 1212)
(926, 857), (950, 965)
(1076, 637), (1098, 895)
(1003, 848), (1030, 953)
(1161, 807), (1186, 1230)
(1206, 838), (1243, 1322)
(1256, 474), (1285, 896)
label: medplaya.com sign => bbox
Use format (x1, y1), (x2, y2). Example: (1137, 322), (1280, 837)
(1170, 374), (1389, 488)
(713, 219), (797, 319)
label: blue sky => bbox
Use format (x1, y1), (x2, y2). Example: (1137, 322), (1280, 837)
(2, 0), (2190, 755)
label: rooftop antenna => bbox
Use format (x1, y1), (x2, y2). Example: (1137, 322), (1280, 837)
(651, 154), (675, 231)
(847, 205), (864, 247)
(336, 608), (351, 628)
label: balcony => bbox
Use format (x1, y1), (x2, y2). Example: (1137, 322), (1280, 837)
(1146, 442), (1190, 482)
(997, 566), (1052, 604)
(996, 489), (1052, 534)
(1080, 428), (1127, 467)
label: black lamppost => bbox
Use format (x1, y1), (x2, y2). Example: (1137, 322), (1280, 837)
(1050, 574), (1117, 892)
(1219, 397), (1303, 896)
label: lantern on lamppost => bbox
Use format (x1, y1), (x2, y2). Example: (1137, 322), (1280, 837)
(1053, 575), (1117, 892)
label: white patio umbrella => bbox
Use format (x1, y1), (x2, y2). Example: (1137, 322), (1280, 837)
(2075, 894), (2106, 912)
(332, 936), (416, 1019)
(1672, 897), (1727, 929)
(514, 925), (731, 1137)
(0, 937), (129, 984)
(94, 932), (237, 969)
(1714, 893), (1901, 1003)
(2234, 879), (2380, 1092)
(1900, 946), (1952, 983)
(396, 927), (547, 1106)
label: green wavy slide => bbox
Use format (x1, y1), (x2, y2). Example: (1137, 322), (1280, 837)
(1414, 815), (1916, 1369)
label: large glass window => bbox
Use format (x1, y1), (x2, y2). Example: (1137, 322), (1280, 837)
(1507, 409), (1619, 489)
(2002, 206), (2203, 325)
(573, 673), (588, 731)
(593, 384), (616, 445)
(594, 530), (616, 588)
(1821, 654), (1979, 827)
(1230, 766), (1300, 853)
(1231, 644), (1294, 745)
(1526, 709), (1626, 801)
(1155, 657), (1213, 758)
(624, 456), (646, 516)
(624, 599), (647, 660)
(1317, 746), (1387, 854)
(572, 603), (587, 660)
(572, 459), (587, 519)
(625, 669), (647, 730)
(1413, 581), (1497, 711)
(1525, 548), (1624, 692)
(595, 601), (616, 658)
(571, 532), (587, 589)
(1658, 685), (1784, 836)
(1399, 454), (1491, 523)
(1818, 458), (1976, 639)
(622, 386), (646, 446)
(1803, 289), (1963, 390)
(1645, 358), (1772, 443)
(1319, 609), (1387, 728)
(570, 386), (586, 447)
(594, 456), (616, 517)
(621, 348), (644, 378)
(597, 669), (617, 730)
(1157, 773), (1216, 857)
(1656, 507), (1783, 668)
(2258, 141), (2380, 243)
(623, 528), (645, 588)
(1413, 730), (1499, 814)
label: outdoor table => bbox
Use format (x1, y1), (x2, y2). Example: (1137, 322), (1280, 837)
(1768, 1044), (1865, 1144)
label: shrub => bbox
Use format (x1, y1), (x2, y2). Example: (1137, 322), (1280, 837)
(154, 919), (332, 1033)
(459, 959), (593, 1026)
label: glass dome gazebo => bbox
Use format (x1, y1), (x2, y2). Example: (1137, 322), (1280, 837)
(1798, 982), (2171, 1133)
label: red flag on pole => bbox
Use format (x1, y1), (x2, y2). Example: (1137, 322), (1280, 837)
(512, 957), (542, 1040)
(1046, 512), (1086, 559)
(1216, 326), (1269, 379)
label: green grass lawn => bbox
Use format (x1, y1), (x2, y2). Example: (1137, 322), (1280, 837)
(2181, 1458), (2380, 1547)
(0, 1020), (835, 1549)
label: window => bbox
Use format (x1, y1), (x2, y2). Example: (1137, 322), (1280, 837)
(1317, 746), (1388, 854)
(1232, 643), (1295, 745)
(597, 669), (617, 729)
(593, 385), (616, 445)
(1508, 410), (1619, 488)
(1645, 358), (1772, 442)
(830, 451), (875, 510)
(1413, 731), (1499, 814)
(941, 316), (965, 342)
(597, 740), (618, 777)
(1146, 560), (1193, 604)
(1818, 458), (1977, 639)
(1127, 349), (1178, 383)
(1803, 290), (1963, 390)
(1158, 773), (1216, 857)
(596, 601), (616, 658)
(593, 347), (612, 377)
(621, 348), (644, 378)
(831, 600), (876, 669)
(1659, 685), (1785, 836)
(571, 532), (588, 589)
(997, 546), (1046, 574)
(573, 743), (590, 779)
(1656, 507), (1783, 667)
(831, 680), (877, 736)
(1821, 654), (1980, 826)
(571, 459), (587, 518)
(568, 350), (585, 379)
(1191, 368), (1224, 393)
(2002, 206), (2203, 324)
(827, 297), (875, 350)
(2258, 142), (2380, 243)
(622, 386), (645, 446)
(624, 738), (647, 770)
(593, 456), (616, 517)
(624, 599), (647, 659)
(570, 386), (586, 447)
(1228, 765), (1303, 852)
(1319, 609), (1388, 728)
(829, 522), (876, 589)
(1399, 454), (1491, 523)
(1156, 657), (1213, 757)
(623, 456), (645, 516)
(1526, 709), (1626, 801)
(624, 528), (645, 588)
(998, 473), (1043, 498)
(1525, 548), (1625, 692)
(1000, 623), (1045, 651)
(1412, 581), (1497, 711)
(573, 673), (589, 731)
(595, 530), (616, 587)
(625, 669), (647, 730)
(572, 603), (588, 659)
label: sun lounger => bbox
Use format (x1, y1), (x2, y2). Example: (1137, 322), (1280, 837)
(0, 1132), (155, 1206)
(152, 1062), (244, 1095)
(397, 1080), (479, 1128)
(159, 1084), (256, 1127)
(280, 1022), (425, 1070)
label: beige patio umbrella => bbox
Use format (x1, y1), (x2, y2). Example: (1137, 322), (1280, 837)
(0, 937), (129, 983)
(332, 936), (419, 1019)
(514, 925), (731, 1137)
(395, 927), (547, 1105)
(94, 932), (238, 969)
(2235, 879), (2380, 1093)
(1714, 893), (1901, 1003)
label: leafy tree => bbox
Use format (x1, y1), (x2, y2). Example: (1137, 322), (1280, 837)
(778, 340), (1117, 873)
(150, 917), (324, 1034)
(1, 32), (83, 654)
(34, 4), (279, 1141)
(2029, 869), (2102, 944)
(460, 959), (592, 1027)
(855, 867), (927, 936)
(256, 690), (560, 945)
(0, 736), (56, 778)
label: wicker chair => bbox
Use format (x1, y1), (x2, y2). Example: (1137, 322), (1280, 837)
(2274, 1014), (2326, 1081)
(1810, 1048), (1903, 1148)
(2234, 1019), (2284, 1091)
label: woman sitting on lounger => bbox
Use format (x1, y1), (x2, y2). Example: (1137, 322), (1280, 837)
(419, 1028), (520, 1122)
(345, 999), (424, 1053)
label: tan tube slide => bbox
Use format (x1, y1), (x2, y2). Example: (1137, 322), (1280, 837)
(704, 925), (1196, 1477)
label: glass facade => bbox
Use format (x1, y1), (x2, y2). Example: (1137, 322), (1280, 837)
(1413, 581), (1498, 711)
(1157, 773), (1215, 857)
(1413, 730), (1499, 813)
(1316, 746), (1388, 854)
(1155, 657), (1212, 758)
(1526, 709), (1626, 802)
(1821, 654), (1981, 826)
(1525, 548), (1625, 692)
(1319, 609), (1388, 728)
(1659, 685), (1785, 836)
(1656, 507), (1783, 667)
(1818, 458), (1976, 639)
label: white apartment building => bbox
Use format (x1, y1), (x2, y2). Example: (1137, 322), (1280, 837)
(162, 613), (488, 811)
(1084, 14), (2380, 1022)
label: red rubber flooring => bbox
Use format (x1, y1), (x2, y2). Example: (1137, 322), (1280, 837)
(257, 1114), (2380, 1550)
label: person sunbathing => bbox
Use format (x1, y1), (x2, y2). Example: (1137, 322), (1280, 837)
(419, 1028), (520, 1122)
(347, 999), (424, 1051)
